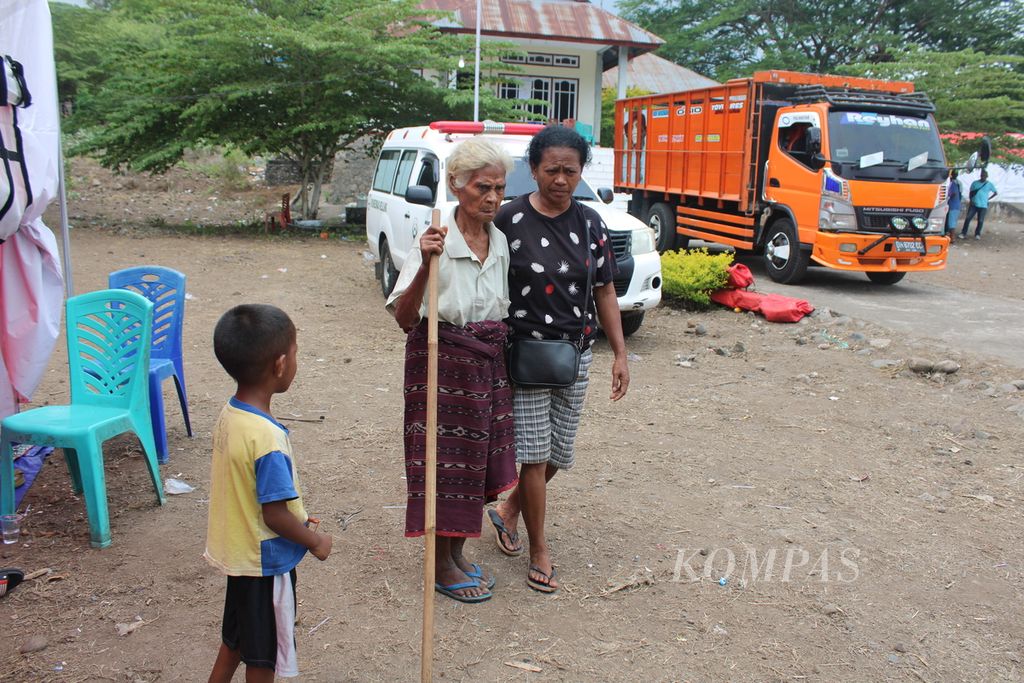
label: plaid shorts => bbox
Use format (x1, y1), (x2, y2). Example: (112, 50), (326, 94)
(512, 349), (593, 470)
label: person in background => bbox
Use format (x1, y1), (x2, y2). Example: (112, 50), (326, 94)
(387, 137), (517, 604)
(488, 125), (630, 594)
(945, 169), (962, 238)
(961, 169), (998, 240)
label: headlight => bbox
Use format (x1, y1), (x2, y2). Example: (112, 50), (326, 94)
(926, 205), (946, 234)
(819, 196), (857, 231)
(911, 217), (928, 231)
(891, 217), (910, 231)
(630, 227), (656, 255)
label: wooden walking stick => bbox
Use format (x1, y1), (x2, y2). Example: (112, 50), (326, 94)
(421, 208), (442, 683)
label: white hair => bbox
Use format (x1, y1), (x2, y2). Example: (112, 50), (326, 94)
(447, 137), (514, 189)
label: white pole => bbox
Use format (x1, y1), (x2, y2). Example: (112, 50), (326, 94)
(56, 129), (73, 297)
(473, 0), (481, 122)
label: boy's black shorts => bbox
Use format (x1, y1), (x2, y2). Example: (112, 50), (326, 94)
(222, 569), (298, 677)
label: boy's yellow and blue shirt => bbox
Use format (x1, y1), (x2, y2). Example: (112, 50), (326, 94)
(204, 397), (308, 577)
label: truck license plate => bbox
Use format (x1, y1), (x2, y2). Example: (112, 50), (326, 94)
(894, 239), (923, 253)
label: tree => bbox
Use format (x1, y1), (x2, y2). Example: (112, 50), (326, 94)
(840, 49), (1024, 165)
(619, 0), (1024, 81)
(58, 0), (524, 219)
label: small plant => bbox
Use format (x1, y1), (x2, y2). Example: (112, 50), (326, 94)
(661, 248), (735, 307)
(180, 147), (251, 191)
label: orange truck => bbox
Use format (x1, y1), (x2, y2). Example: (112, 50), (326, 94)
(615, 70), (951, 284)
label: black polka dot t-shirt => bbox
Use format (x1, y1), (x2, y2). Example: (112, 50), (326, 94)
(495, 194), (618, 347)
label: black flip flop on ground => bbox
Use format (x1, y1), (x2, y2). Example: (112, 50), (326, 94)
(0, 568), (24, 598)
(486, 508), (524, 557)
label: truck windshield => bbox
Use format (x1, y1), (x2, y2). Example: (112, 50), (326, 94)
(827, 111), (946, 182)
(447, 158), (599, 202)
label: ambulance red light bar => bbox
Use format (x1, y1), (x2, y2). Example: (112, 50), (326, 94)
(429, 121), (544, 136)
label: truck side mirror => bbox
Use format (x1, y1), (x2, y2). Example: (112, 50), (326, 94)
(979, 136), (992, 165)
(964, 137), (991, 172)
(965, 152), (979, 172)
(806, 127), (822, 155)
(597, 187), (614, 204)
(406, 184), (434, 206)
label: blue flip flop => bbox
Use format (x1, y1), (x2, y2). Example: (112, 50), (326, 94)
(435, 579), (492, 604)
(465, 563), (496, 590)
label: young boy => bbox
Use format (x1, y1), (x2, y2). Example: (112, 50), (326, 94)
(205, 304), (333, 682)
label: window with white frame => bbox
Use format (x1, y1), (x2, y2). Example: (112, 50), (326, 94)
(552, 79), (577, 121)
(501, 52), (578, 68)
(497, 74), (578, 123)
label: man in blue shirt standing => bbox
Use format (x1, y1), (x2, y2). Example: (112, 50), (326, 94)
(945, 169), (962, 237)
(960, 170), (998, 240)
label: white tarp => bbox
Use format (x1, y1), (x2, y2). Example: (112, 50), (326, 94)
(0, 0), (64, 418)
(958, 164), (1024, 205)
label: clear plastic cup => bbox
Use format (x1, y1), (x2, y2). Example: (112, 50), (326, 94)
(1, 514), (20, 544)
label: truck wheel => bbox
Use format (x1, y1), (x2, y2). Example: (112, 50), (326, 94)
(763, 219), (809, 284)
(620, 311), (645, 337)
(379, 237), (399, 297)
(646, 203), (678, 252)
(866, 271), (906, 285)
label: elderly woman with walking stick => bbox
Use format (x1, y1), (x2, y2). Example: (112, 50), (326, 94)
(387, 137), (517, 604)
(488, 125), (630, 594)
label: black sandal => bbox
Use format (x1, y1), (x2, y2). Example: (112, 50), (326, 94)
(486, 509), (524, 557)
(0, 569), (24, 598)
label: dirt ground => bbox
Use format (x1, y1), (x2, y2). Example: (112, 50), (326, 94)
(2, 159), (1024, 682)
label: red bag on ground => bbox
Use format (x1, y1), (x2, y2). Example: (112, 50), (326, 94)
(757, 293), (814, 322)
(710, 264), (814, 322)
(725, 263), (754, 289)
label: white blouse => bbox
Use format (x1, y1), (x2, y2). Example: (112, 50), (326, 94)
(386, 207), (510, 327)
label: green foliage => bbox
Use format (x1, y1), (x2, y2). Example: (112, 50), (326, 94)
(840, 49), (1024, 166)
(600, 86), (650, 147)
(619, 0), (1024, 81)
(55, 0), (518, 219)
(660, 248), (734, 307)
(180, 148), (252, 191)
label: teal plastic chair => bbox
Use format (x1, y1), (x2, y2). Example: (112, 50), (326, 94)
(0, 289), (166, 549)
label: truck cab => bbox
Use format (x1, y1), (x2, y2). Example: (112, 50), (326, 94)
(762, 88), (948, 284)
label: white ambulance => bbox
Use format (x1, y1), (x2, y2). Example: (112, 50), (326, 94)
(365, 121), (662, 336)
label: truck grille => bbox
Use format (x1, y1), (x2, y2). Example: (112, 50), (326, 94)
(609, 232), (631, 260)
(855, 207), (930, 231)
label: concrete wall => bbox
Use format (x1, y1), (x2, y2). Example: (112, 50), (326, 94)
(327, 138), (378, 208)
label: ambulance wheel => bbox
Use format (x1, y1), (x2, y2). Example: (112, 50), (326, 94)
(380, 238), (399, 297)
(866, 271), (906, 285)
(620, 311), (645, 337)
(646, 203), (678, 252)
(763, 219), (809, 284)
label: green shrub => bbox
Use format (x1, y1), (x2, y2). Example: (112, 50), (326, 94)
(661, 248), (734, 306)
(180, 147), (251, 191)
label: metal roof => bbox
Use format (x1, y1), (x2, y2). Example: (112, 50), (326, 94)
(602, 53), (718, 94)
(421, 0), (664, 51)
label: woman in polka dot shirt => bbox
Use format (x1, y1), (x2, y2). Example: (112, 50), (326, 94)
(488, 125), (630, 594)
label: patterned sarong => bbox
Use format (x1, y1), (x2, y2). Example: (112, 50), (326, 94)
(403, 319), (517, 537)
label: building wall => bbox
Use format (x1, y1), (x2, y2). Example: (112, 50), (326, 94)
(483, 41), (603, 138)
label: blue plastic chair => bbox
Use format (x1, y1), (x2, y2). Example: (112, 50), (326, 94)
(0, 289), (166, 548)
(109, 266), (192, 464)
